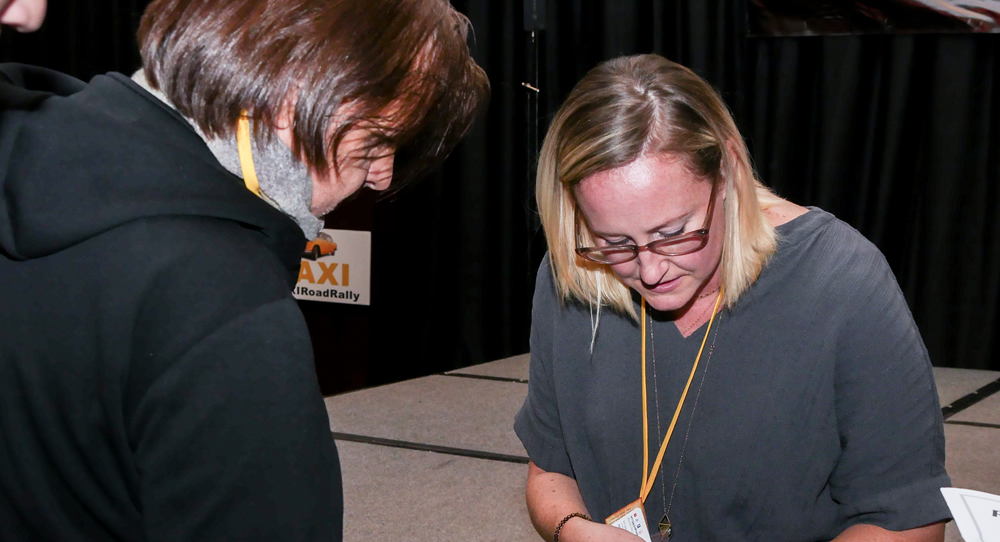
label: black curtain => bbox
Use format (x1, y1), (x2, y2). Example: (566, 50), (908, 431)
(3, 1), (997, 387)
(748, 36), (1000, 371)
(0, 0), (146, 76)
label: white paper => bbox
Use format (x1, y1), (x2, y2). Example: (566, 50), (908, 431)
(941, 487), (1000, 542)
(607, 504), (653, 542)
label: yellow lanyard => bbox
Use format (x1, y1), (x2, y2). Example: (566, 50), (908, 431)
(235, 112), (261, 196)
(639, 288), (724, 503)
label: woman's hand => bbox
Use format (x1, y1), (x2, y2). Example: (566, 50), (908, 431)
(832, 522), (945, 542)
(526, 460), (647, 542)
(558, 518), (648, 542)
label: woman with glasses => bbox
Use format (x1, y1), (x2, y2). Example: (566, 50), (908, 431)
(515, 54), (950, 542)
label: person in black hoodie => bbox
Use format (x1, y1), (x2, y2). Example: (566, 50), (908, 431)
(0, 0), (489, 540)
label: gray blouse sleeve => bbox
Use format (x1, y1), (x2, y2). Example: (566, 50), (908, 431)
(827, 245), (951, 532)
(514, 255), (575, 478)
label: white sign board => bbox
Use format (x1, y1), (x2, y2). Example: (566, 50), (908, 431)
(293, 229), (371, 305)
(942, 488), (1000, 542)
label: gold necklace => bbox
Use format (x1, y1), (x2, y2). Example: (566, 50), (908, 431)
(697, 286), (720, 299)
(680, 293), (718, 336)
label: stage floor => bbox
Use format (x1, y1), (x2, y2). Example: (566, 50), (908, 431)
(324, 355), (1000, 542)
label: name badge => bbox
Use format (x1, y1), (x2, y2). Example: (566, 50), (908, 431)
(606, 499), (655, 542)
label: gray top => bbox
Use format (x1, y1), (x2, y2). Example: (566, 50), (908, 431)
(515, 208), (951, 541)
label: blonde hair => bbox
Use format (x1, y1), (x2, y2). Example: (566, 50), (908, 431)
(537, 54), (780, 319)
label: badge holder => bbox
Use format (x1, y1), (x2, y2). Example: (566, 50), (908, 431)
(606, 499), (660, 542)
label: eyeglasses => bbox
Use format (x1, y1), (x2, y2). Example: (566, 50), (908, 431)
(574, 181), (717, 265)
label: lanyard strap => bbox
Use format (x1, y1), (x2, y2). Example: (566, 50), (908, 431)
(639, 288), (724, 503)
(236, 113), (262, 196)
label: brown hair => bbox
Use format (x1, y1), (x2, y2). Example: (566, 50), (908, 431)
(537, 54), (780, 318)
(138, 0), (489, 185)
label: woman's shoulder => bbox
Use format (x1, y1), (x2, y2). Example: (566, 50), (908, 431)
(532, 253), (634, 331)
(770, 206), (895, 291)
(533, 254), (583, 317)
(763, 200), (809, 228)
(733, 208), (904, 335)
(772, 205), (876, 254)
(533, 253), (557, 304)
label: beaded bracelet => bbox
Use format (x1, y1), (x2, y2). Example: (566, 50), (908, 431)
(553, 512), (592, 542)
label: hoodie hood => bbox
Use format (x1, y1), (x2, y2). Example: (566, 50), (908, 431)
(0, 64), (304, 279)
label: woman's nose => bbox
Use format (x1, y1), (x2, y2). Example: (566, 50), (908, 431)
(637, 248), (670, 285)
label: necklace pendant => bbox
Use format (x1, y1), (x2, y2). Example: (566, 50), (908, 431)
(658, 514), (672, 540)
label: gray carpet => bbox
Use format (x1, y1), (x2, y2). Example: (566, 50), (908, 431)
(325, 355), (999, 542)
(337, 441), (536, 541)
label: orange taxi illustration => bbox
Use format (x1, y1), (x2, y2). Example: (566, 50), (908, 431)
(303, 232), (337, 260)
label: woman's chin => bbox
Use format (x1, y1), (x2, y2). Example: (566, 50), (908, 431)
(638, 289), (691, 314)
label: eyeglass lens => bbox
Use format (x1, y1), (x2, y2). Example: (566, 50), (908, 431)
(588, 236), (706, 264)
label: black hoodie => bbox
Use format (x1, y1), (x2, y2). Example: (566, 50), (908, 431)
(0, 65), (343, 541)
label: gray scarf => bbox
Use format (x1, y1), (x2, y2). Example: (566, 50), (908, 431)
(131, 70), (323, 239)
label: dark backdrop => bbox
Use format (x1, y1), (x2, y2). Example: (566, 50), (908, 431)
(3, 0), (997, 393)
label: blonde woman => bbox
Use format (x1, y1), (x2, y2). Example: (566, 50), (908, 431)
(515, 54), (949, 542)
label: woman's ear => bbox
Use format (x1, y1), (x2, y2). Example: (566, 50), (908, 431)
(272, 95), (298, 150)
